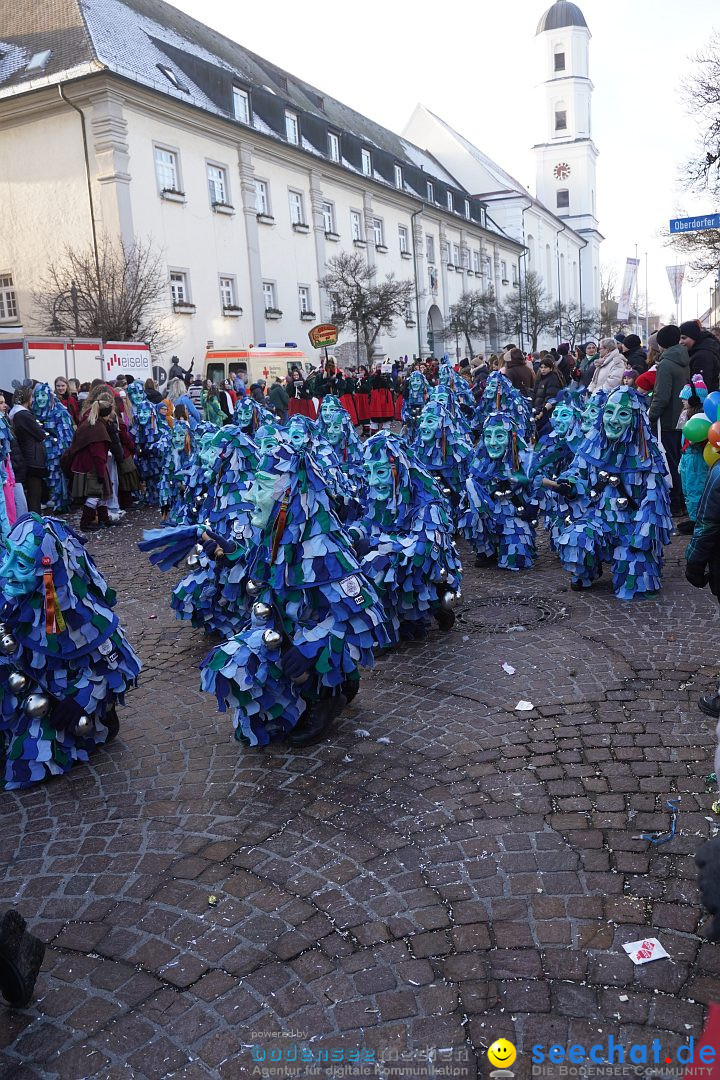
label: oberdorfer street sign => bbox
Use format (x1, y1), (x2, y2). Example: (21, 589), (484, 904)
(669, 214), (720, 234)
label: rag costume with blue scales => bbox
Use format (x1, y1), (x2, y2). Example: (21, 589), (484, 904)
(199, 444), (391, 747)
(130, 394), (171, 507)
(412, 399), (473, 517)
(473, 372), (533, 441)
(529, 393), (582, 538)
(352, 432), (462, 640)
(159, 418), (193, 517)
(459, 411), (537, 571)
(554, 387), (672, 599)
(32, 383), (74, 512)
(0, 515), (140, 789)
(401, 370), (431, 440)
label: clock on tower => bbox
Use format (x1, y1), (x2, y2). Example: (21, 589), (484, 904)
(553, 162), (571, 180)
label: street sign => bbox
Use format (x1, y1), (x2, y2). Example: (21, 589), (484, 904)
(669, 214), (720, 234)
(308, 323), (338, 349)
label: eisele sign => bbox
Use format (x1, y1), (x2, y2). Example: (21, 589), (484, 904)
(102, 342), (151, 379)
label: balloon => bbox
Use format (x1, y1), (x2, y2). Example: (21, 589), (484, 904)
(705, 443), (720, 468)
(684, 414), (712, 444)
(709, 422), (720, 450)
(704, 391), (720, 423)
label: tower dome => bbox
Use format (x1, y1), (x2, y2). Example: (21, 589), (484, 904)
(536, 1), (588, 34)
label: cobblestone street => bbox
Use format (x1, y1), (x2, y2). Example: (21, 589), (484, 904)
(1, 511), (719, 1079)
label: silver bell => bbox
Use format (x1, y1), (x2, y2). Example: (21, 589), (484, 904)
(74, 714), (93, 736)
(262, 629), (282, 648)
(252, 601), (272, 620)
(23, 693), (50, 719)
(186, 544), (201, 567)
(616, 497), (629, 510)
(598, 471), (609, 483)
(7, 672), (28, 694)
(608, 475), (620, 486)
(564, 515), (572, 526)
(440, 590), (459, 611)
(0, 633), (17, 656)
(246, 579), (261, 597)
(438, 567), (448, 583)
(0, 622), (7, 635)
(589, 489), (597, 498)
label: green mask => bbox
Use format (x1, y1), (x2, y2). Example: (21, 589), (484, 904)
(368, 458), (393, 502)
(603, 394), (633, 440)
(249, 471), (281, 529)
(0, 533), (39, 598)
(551, 405), (574, 438)
(484, 423), (509, 460)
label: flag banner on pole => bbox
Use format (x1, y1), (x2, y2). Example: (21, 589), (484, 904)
(617, 258), (640, 322)
(666, 265), (686, 306)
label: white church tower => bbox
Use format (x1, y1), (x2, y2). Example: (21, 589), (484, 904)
(533, 1), (602, 310)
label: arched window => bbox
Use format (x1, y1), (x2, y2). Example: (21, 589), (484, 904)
(555, 103), (567, 132)
(554, 45), (565, 72)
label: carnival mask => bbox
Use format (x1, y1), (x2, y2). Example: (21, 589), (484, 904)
(235, 400), (254, 428)
(324, 413), (345, 447)
(367, 459), (394, 503)
(603, 395), (633, 440)
(33, 386), (50, 411)
(580, 399), (601, 433)
(418, 406), (441, 444)
(249, 470), (281, 528)
(0, 530), (39, 598)
(255, 425), (280, 457)
(551, 404), (574, 438)
(135, 400), (152, 426)
(171, 424), (188, 451)
(286, 419), (310, 451)
(320, 398), (340, 422)
(484, 423), (509, 460)
(127, 382), (146, 406)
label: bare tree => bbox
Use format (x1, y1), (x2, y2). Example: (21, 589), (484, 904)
(321, 252), (414, 361)
(599, 266), (618, 337)
(500, 270), (555, 350)
(443, 290), (494, 355)
(560, 301), (601, 348)
(34, 237), (173, 353)
(666, 228), (720, 281)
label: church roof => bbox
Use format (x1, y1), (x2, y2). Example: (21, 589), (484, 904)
(536, 2), (588, 34)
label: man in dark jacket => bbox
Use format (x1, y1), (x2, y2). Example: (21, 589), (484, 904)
(11, 387), (47, 513)
(686, 464), (720, 716)
(267, 377), (289, 421)
(249, 379), (267, 404)
(680, 321), (720, 392)
(648, 325), (690, 514)
(620, 334), (647, 375)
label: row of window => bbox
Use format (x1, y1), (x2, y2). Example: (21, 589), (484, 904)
(169, 271), (314, 318)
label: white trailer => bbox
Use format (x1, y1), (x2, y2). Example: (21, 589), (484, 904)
(0, 338), (151, 387)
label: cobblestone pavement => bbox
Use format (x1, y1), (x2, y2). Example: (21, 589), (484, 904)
(1, 509), (719, 1080)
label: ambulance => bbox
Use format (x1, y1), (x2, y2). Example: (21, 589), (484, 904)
(203, 344), (314, 386)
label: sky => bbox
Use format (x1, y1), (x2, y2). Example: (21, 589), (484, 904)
(173, 0), (720, 327)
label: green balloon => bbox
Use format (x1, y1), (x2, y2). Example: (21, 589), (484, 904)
(684, 415), (712, 444)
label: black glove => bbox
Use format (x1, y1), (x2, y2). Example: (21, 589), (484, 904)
(555, 480), (576, 499)
(281, 645), (314, 681)
(685, 562), (709, 589)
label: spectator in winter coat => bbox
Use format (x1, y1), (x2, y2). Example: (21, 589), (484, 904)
(249, 379), (267, 403)
(620, 334), (648, 376)
(556, 343), (573, 386)
(686, 464), (720, 718)
(503, 349), (535, 395)
(268, 377), (290, 421)
(679, 321), (720, 392)
(166, 376), (201, 427)
(648, 325), (691, 514)
(144, 378), (163, 404)
(54, 377), (81, 424)
(11, 386), (47, 513)
(588, 339), (625, 393)
(579, 342), (598, 388)
(67, 394), (116, 529)
(533, 357), (565, 435)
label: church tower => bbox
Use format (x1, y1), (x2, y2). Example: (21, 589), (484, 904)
(533, 1), (602, 310)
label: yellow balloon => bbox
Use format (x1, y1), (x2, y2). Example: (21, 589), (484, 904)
(704, 443), (720, 468)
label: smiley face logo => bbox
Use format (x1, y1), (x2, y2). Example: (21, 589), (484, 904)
(488, 1039), (517, 1069)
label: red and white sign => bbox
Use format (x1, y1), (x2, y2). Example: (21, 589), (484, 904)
(103, 342), (151, 381)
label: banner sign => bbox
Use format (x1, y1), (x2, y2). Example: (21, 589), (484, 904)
(102, 341), (151, 380)
(666, 265), (686, 306)
(617, 258), (640, 322)
(308, 324), (338, 350)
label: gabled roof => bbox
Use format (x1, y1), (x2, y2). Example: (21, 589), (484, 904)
(0, 0), (505, 223)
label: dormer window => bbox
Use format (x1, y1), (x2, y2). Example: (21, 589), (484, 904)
(233, 87), (250, 123)
(328, 132), (340, 162)
(394, 164), (403, 189)
(285, 110), (299, 145)
(446, 191), (454, 212)
(361, 148), (372, 176)
(26, 50), (51, 72)
(426, 181), (434, 203)
(157, 64), (189, 93)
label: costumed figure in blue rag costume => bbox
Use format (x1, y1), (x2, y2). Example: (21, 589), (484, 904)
(199, 443), (392, 749)
(412, 398), (473, 522)
(168, 427), (225, 525)
(550, 387), (672, 599)
(234, 395), (274, 436)
(0, 515), (141, 789)
(351, 432), (462, 642)
(32, 382), (74, 512)
(401, 368), (431, 441)
(459, 410), (537, 571)
(529, 391), (582, 540)
(130, 394), (170, 507)
(472, 371), (533, 441)
(159, 418), (193, 519)
(141, 431), (260, 637)
(285, 412), (362, 522)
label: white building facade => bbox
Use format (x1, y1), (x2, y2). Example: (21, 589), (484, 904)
(403, 0), (602, 349)
(0, 0), (525, 369)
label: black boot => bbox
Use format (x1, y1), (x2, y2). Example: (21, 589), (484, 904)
(0, 910), (46, 1008)
(699, 693), (720, 719)
(435, 609), (455, 631)
(342, 678), (360, 704)
(287, 694), (347, 748)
